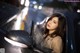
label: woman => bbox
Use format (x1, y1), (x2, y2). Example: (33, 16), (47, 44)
(42, 13), (66, 53)
(33, 13), (66, 53)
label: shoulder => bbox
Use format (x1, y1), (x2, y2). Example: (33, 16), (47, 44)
(52, 36), (62, 44)
(51, 36), (63, 53)
(53, 36), (62, 40)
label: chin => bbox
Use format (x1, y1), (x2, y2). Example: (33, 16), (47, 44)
(46, 27), (51, 30)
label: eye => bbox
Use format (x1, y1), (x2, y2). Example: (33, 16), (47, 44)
(53, 21), (56, 24)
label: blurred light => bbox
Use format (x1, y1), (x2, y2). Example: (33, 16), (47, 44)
(36, 16), (50, 25)
(13, 13), (22, 30)
(36, 22), (40, 25)
(34, 5), (38, 9)
(22, 7), (29, 20)
(38, 5), (42, 9)
(7, 15), (17, 23)
(77, 9), (80, 13)
(25, 0), (30, 7)
(20, 0), (25, 5)
(11, 37), (18, 40)
(4, 37), (28, 48)
(32, 1), (37, 4)
(78, 22), (80, 25)
(46, 16), (50, 22)
(12, 6), (29, 30)
(36, 18), (46, 28)
(71, 43), (73, 50)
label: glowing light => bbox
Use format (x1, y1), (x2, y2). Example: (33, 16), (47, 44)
(32, 1), (37, 4)
(13, 14), (22, 30)
(77, 9), (80, 13)
(4, 37), (28, 48)
(46, 16), (50, 22)
(38, 5), (42, 9)
(78, 22), (80, 25)
(36, 16), (49, 25)
(25, 0), (30, 7)
(12, 6), (29, 30)
(34, 5), (38, 9)
(20, 0), (25, 5)
(22, 7), (29, 20)
(7, 15), (17, 23)
(71, 43), (73, 50)
(11, 37), (18, 40)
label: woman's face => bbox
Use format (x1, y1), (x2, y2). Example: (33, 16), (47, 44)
(46, 17), (59, 31)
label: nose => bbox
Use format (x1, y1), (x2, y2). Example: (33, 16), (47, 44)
(48, 21), (52, 25)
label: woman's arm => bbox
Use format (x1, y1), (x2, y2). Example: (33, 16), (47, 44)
(51, 36), (63, 53)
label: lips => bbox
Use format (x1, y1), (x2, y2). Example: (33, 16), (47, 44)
(47, 24), (50, 27)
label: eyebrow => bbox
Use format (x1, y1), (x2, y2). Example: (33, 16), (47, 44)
(53, 19), (58, 23)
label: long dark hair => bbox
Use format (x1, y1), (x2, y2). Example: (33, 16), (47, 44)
(44, 13), (66, 38)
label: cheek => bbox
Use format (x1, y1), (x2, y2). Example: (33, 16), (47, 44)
(51, 24), (58, 29)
